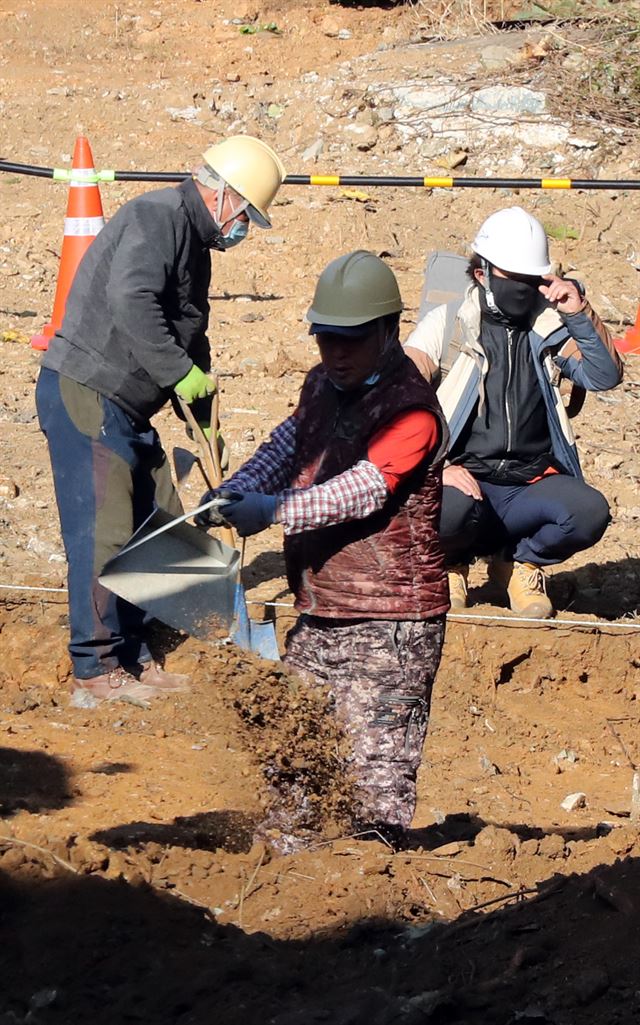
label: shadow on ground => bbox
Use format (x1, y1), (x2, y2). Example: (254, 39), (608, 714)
(0, 747), (73, 817)
(1, 850), (639, 1024)
(92, 810), (256, 856)
(469, 557), (640, 621)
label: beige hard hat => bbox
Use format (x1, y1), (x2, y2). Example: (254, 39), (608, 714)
(201, 135), (286, 229)
(307, 250), (403, 330)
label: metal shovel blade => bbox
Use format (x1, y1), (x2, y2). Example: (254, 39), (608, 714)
(99, 508), (241, 640)
(172, 445), (200, 486)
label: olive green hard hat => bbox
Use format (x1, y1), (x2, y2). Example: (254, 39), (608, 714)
(307, 250), (403, 329)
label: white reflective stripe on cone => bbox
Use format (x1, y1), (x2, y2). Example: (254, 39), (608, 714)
(63, 216), (105, 236)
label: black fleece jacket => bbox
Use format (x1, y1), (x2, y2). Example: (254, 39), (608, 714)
(43, 179), (220, 423)
(450, 306), (557, 483)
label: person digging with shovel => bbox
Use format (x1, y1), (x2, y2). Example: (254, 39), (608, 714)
(35, 135), (286, 707)
(198, 251), (450, 851)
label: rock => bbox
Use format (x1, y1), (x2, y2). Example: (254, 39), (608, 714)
(30, 989), (58, 1010)
(594, 451), (624, 473)
(568, 136), (598, 149)
(432, 841), (461, 856)
(480, 44), (517, 71)
(0, 476), (18, 498)
(572, 967), (610, 1006)
(0, 846), (27, 870)
(473, 825), (519, 862)
(375, 106), (395, 123)
(479, 753), (500, 775)
(605, 826), (637, 856)
(471, 86), (546, 116)
(137, 29), (161, 48)
(302, 138), (324, 162)
(346, 124), (377, 151)
(165, 106), (201, 123)
(561, 792), (587, 812)
(537, 833), (565, 859)
(553, 748), (578, 771)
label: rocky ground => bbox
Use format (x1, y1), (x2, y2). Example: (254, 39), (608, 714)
(0, 1), (639, 1023)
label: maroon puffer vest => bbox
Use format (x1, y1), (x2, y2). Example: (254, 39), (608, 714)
(284, 347), (450, 620)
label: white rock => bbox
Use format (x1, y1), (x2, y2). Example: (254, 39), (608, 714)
(165, 106), (201, 122)
(302, 138), (324, 162)
(561, 792), (587, 812)
(568, 136), (598, 150)
(471, 86), (546, 115)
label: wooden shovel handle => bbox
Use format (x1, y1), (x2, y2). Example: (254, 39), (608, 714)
(175, 386), (235, 549)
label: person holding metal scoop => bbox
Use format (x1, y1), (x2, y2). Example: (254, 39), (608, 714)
(35, 135), (285, 707)
(199, 251), (450, 851)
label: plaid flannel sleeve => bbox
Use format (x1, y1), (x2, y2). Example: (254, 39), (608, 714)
(278, 459), (389, 536)
(225, 415), (297, 494)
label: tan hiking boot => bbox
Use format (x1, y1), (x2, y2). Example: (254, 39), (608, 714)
(70, 668), (158, 709)
(136, 661), (190, 693)
(447, 565), (469, 610)
(490, 558), (553, 618)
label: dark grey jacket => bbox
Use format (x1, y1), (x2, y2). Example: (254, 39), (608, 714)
(43, 179), (218, 423)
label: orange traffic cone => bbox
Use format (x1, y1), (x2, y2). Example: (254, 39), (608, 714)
(31, 136), (105, 351)
(613, 305), (640, 356)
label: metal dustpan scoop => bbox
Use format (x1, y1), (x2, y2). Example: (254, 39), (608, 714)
(99, 503), (241, 641)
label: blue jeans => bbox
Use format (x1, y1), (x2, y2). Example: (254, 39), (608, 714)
(439, 473), (610, 567)
(36, 368), (181, 679)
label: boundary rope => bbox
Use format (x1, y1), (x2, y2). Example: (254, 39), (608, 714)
(1, 583), (638, 632)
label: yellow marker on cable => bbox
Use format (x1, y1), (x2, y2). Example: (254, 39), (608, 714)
(541, 178), (573, 189)
(424, 177), (454, 188)
(310, 175), (340, 186)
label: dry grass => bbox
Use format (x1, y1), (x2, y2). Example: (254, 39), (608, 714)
(406, 1), (638, 45)
(406, 1), (640, 130)
(406, 0), (498, 40)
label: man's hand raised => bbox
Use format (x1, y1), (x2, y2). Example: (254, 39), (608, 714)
(539, 275), (585, 315)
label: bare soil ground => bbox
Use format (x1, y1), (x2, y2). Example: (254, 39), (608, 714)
(0, 2), (639, 1023)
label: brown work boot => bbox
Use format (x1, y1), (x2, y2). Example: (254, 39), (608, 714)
(136, 660), (190, 692)
(489, 558), (553, 619)
(447, 564), (469, 610)
(70, 668), (158, 709)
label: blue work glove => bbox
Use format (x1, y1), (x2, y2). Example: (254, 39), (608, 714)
(194, 488), (240, 528)
(221, 492), (278, 537)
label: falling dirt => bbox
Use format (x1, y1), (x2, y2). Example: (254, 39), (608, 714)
(1, 1), (640, 1023)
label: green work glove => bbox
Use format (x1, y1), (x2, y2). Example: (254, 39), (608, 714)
(174, 365), (216, 404)
(199, 424), (230, 472)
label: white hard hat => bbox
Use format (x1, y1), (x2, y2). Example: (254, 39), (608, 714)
(471, 206), (552, 276)
(201, 135), (286, 229)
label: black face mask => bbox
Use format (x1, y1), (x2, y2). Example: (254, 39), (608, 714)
(490, 275), (542, 324)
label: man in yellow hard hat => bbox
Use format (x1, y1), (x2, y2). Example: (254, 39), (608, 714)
(35, 136), (285, 707)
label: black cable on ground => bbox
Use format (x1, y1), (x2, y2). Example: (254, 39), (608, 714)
(2, 158), (640, 190)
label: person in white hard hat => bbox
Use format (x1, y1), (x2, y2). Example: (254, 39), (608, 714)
(404, 206), (623, 619)
(36, 135), (286, 706)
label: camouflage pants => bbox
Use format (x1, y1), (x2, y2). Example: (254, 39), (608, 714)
(284, 615), (446, 830)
